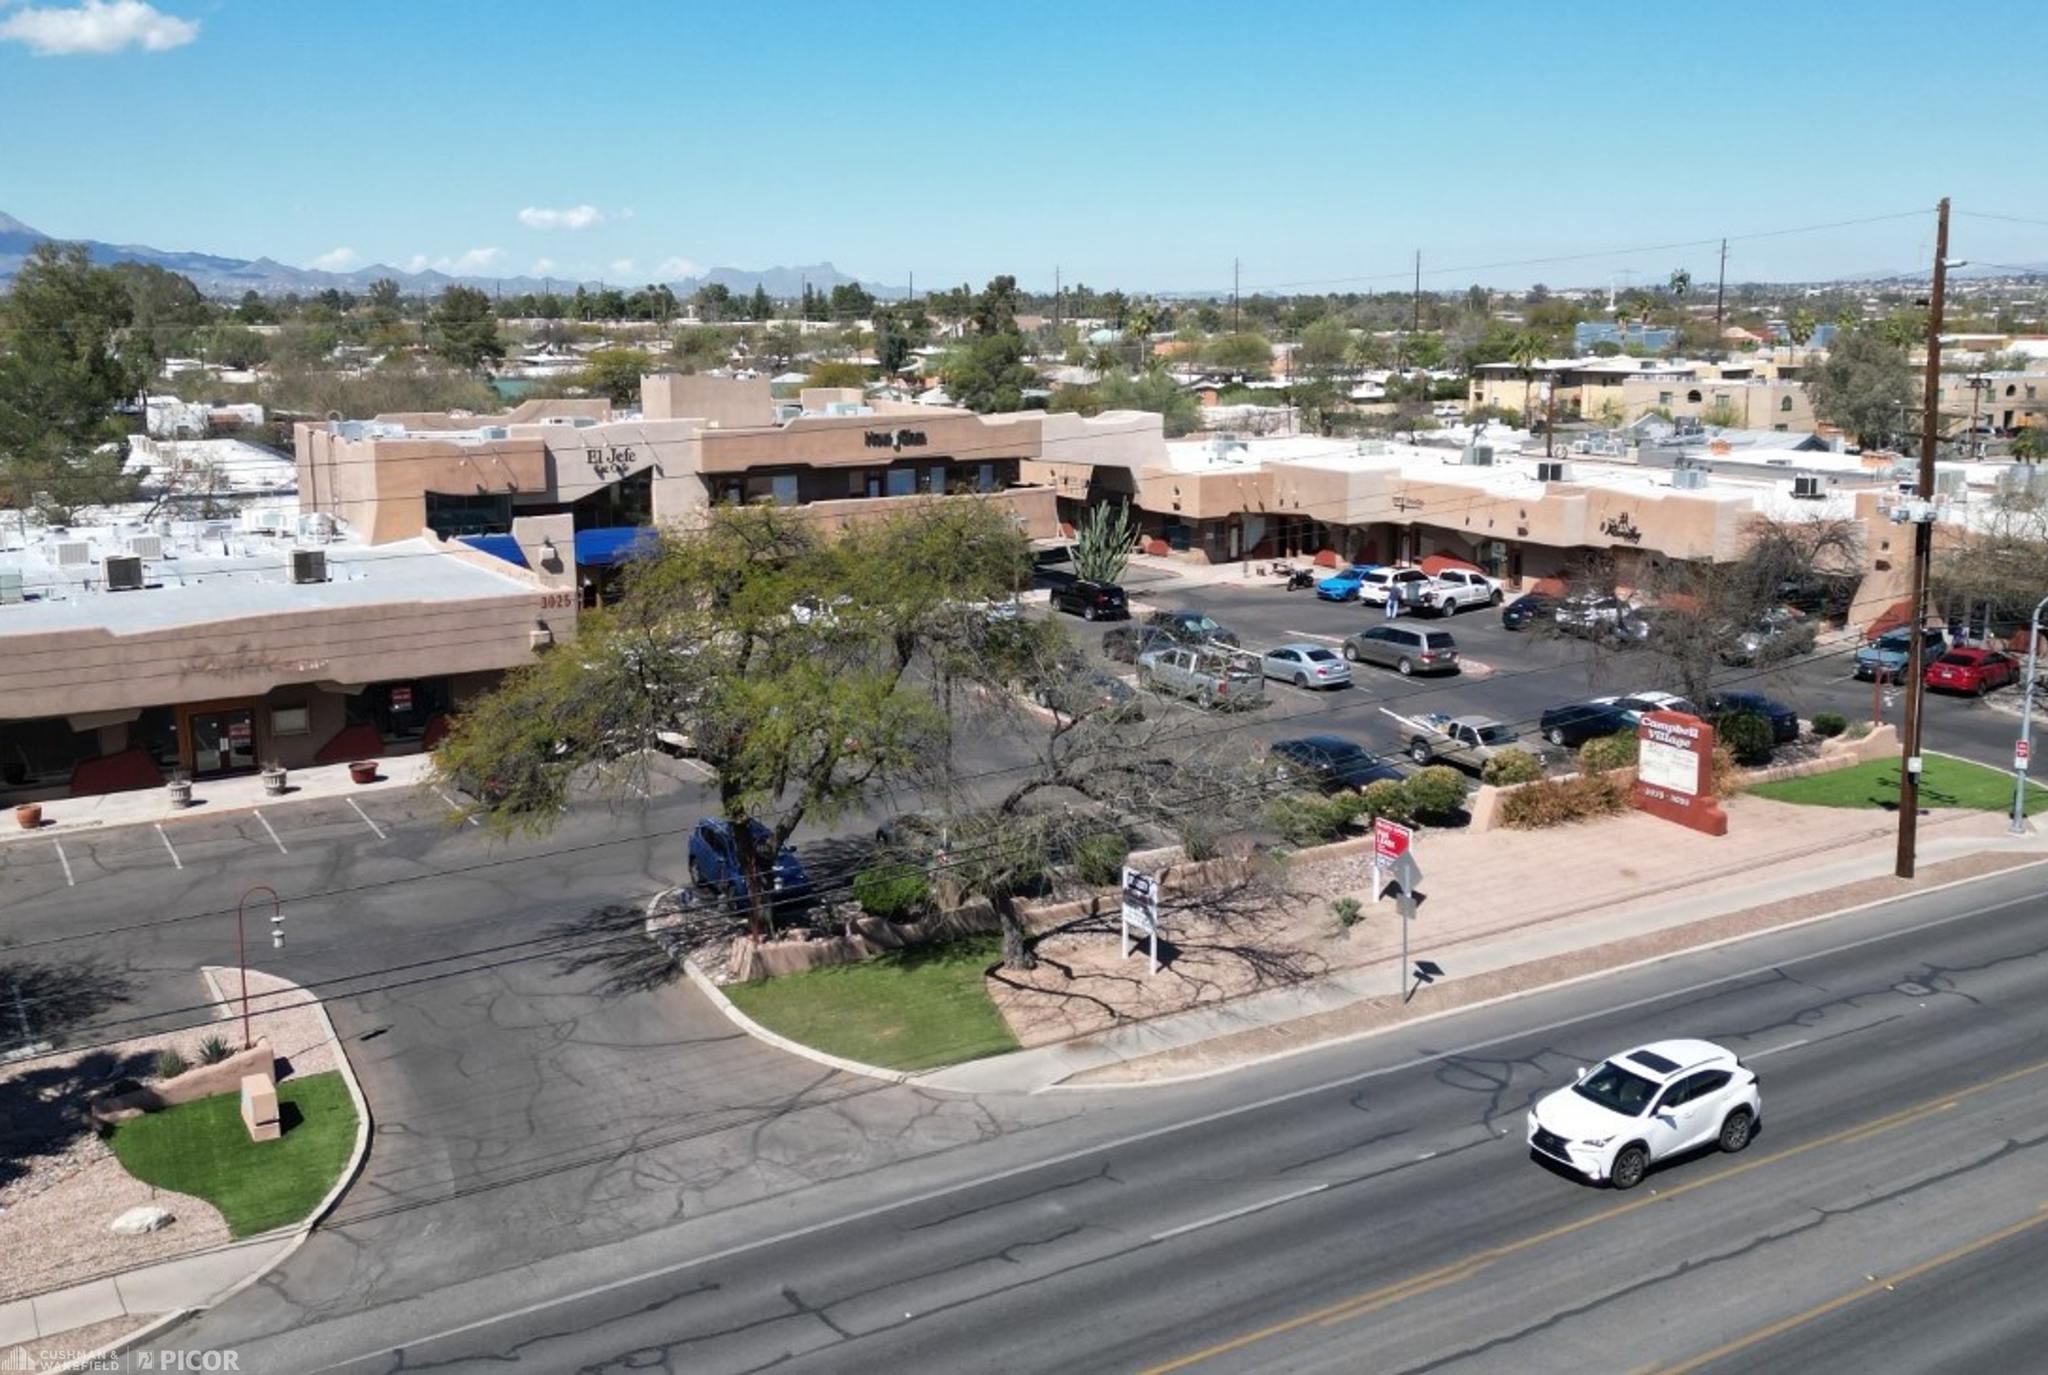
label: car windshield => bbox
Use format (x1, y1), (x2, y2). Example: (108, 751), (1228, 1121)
(1935, 651), (1971, 666)
(1573, 1061), (1660, 1116)
(1423, 633), (1456, 648)
(1303, 648), (1339, 663)
(1475, 723), (1518, 745)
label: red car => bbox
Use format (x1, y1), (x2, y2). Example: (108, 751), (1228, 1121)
(1924, 647), (2019, 695)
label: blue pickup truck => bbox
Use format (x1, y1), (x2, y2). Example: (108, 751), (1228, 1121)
(687, 818), (811, 912)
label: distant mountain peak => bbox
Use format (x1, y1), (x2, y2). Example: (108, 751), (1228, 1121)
(0, 210), (43, 237)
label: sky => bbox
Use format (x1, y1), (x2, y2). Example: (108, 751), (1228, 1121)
(3, 0), (2044, 296)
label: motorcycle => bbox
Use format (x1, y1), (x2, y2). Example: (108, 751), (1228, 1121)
(1275, 564), (1317, 591)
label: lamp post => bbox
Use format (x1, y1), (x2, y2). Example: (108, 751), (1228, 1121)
(236, 884), (281, 1050)
(2010, 594), (2048, 834)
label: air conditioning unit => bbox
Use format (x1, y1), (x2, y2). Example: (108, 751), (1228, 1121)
(55, 541), (91, 567)
(103, 555), (145, 591)
(291, 549), (329, 584)
(1792, 475), (1823, 499)
(1672, 468), (1711, 490)
(1535, 461), (1570, 483)
(127, 534), (164, 560)
(1463, 444), (1495, 467)
(0, 569), (23, 604)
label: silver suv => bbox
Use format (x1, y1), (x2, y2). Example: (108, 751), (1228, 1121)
(1341, 624), (1460, 676)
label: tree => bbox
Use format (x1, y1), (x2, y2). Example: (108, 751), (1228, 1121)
(828, 282), (876, 322)
(1205, 332), (1274, 377)
(428, 286), (505, 369)
(747, 285), (772, 322)
(692, 283), (734, 323)
(1095, 368), (1200, 436)
(1787, 308), (1817, 352)
(972, 275), (1021, 336)
(576, 348), (656, 405)
(434, 500), (1032, 935)
(946, 332), (1036, 412)
(1071, 500), (1139, 583)
(109, 261), (212, 380)
(1805, 328), (1914, 450)
(367, 278), (403, 314)
(0, 242), (146, 516)
(804, 360), (868, 389)
(1508, 331), (1546, 425)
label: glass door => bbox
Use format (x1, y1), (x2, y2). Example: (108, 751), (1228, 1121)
(186, 705), (257, 776)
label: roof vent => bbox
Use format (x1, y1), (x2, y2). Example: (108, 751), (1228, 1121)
(127, 534), (164, 560)
(103, 554), (145, 592)
(55, 541), (91, 567)
(1792, 475), (1823, 499)
(291, 549), (329, 584)
(1535, 460), (1570, 483)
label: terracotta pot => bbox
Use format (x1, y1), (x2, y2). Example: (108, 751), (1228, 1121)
(349, 761), (379, 784)
(14, 803), (41, 830)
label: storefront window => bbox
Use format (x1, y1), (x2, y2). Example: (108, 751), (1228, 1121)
(425, 491), (513, 538)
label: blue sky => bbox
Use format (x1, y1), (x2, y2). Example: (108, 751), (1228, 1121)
(3, 0), (2042, 294)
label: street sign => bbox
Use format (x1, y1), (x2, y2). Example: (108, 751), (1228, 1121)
(1120, 867), (1160, 975)
(1387, 849), (1423, 898)
(1372, 817), (1415, 869)
(2018, 739), (2031, 771)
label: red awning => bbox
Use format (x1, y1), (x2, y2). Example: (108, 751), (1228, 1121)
(1418, 553), (1484, 576)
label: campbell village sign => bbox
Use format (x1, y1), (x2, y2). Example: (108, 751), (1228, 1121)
(1634, 709), (1728, 836)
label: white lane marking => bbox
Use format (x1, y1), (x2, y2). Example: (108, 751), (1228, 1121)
(1150, 1184), (1330, 1242)
(255, 811), (288, 854)
(52, 840), (74, 887)
(436, 789), (483, 826)
(314, 874), (2048, 1373)
(346, 798), (387, 840)
(1746, 1037), (1810, 1060)
(1285, 631), (1346, 644)
(156, 824), (182, 870)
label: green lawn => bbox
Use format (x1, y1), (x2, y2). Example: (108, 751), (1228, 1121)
(1748, 753), (2048, 814)
(725, 935), (1019, 1072)
(110, 1070), (358, 1237)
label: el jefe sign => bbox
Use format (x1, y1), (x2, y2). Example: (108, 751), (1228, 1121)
(1634, 709), (1728, 836)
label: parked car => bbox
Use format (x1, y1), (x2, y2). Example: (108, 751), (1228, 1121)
(1270, 735), (1404, 792)
(1412, 567), (1504, 615)
(1593, 690), (1700, 724)
(687, 818), (812, 912)
(1554, 593), (1637, 640)
(1135, 644), (1265, 709)
(1702, 690), (1799, 743)
(1526, 1039), (1760, 1189)
(1315, 564), (1379, 602)
(1501, 592), (1558, 631)
(1101, 624), (1179, 663)
(1719, 608), (1817, 666)
(1357, 566), (1436, 608)
(1539, 699), (1637, 748)
(1341, 624), (1460, 676)
(1035, 667), (1144, 721)
(790, 594), (855, 627)
(1390, 711), (1521, 769)
(1854, 625), (1947, 681)
(1144, 608), (1241, 647)
(1925, 646), (2020, 695)
(1259, 642), (1352, 689)
(1049, 579), (1128, 621)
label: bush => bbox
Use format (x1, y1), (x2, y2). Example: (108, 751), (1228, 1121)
(196, 1034), (232, 1066)
(1499, 774), (1630, 829)
(1356, 778), (1415, 823)
(1074, 831), (1132, 887)
(1812, 711), (1847, 738)
(1271, 794), (1349, 847)
(1404, 766), (1468, 821)
(1714, 711), (1776, 766)
(1578, 731), (1639, 775)
(1845, 718), (1874, 740)
(1483, 748), (1545, 786)
(1332, 896), (1364, 929)
(1711, 744), (1747, 800)
(154, 1047), (189, 1081)
(851, 866), (931, 921)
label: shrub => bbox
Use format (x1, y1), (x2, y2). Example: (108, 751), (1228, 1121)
(1845, 718), (1874, 740)
(1483, 748), (1545, 786)
(1578, 730), (1639, 775)
(1404, 766), (1468, 821)
(1714, 711), (1775, 766)
(1711, 744), (1747, 800)
(851, 866), (931, 921)
(1812, 710), (1847, 738)
(1356, 778), (1415, 823)
(154, 1047), (189, 1081)
(196, 1034), (232, 1066)
(1499, 774), (1630, 829)
(1074, 831), (1132, 887)
(1332, 896), (1364, 929)
(1271, 794), (1348, 847)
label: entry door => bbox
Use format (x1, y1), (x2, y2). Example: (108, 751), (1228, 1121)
(186, 705), (257, 776)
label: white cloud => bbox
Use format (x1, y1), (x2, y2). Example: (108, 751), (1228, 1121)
(0, 0), (198, 55)
(529, 258), (557, 276)
(402, 254), (430, 274)
(608, 259), (637, 277)
(310, 247), (357, 272)
(438, 247), (503, 274)
(655, 256), (702, 280)
(517, 204), (625, 232)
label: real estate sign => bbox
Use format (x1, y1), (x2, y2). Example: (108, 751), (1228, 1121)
(1634, 710), (1729, 836)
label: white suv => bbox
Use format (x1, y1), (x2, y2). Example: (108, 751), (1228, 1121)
(1357, 566), (1434, 607)
(1526, 1039), (1760, 1189)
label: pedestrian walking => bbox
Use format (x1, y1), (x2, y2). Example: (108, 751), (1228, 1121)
(1385, 581), (1401, 619)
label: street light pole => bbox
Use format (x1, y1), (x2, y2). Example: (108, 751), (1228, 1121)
(2010, 593), (2048, 834)
(236, 884), (280, 1050)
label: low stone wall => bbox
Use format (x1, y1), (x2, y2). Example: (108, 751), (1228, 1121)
(90, 1039), (275, 1124)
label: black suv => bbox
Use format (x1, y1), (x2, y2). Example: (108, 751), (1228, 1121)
(1050, 579), (1129, 621)
(1143, 609), (1240, 647)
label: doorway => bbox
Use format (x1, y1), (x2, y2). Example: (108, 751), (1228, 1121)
(181, 702), (258, 776)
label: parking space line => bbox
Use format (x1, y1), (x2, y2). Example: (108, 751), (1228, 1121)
(255, 811), (288, 854)
(51, 839), (74, 887)
(346, 797), (388, 840)
(155, 823), (183, 870)
(435, 788), (483, 826)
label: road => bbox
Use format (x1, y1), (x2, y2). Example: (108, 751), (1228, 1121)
(143, 860), (2048, 1373)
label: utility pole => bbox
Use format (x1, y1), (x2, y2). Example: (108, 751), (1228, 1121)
(1714, 239), (1728, 333)
(1896, 196), (1951, 880)
(1412, 250), (1422, 334)
(1232, 258), (1240, 334)
(1053, 264), (1061, 342)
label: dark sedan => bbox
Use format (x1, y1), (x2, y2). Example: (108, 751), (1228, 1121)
(1270, 735), (1405, 792)
(1538, 700), (1636, 748)
(1144, 608), (1241, 647)
(1703, 690), (1799, 744)
(1102, 624), (1179, 663)
(1035, 668), (1144, 721)
(1501, 593), (1558, 631)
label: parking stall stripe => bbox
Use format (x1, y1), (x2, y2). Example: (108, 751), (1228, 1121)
(435, 788), (483, 826)
(156, 823), (183, 870)
(346, 797), (388, 840)
(255, 810), (289, 854)
(51, 839), (74, 886)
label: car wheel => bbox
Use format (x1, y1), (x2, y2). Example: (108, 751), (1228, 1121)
(1547, 726), (1567, 746)
(1718, 1107), (1755, 1154)
(1343, 643), (1360, 662)
(1293, 672), (1309, 688)
(1397, 657), (1415, 676)
(1083, 605), (1098, 621)
(688, 858), (705, 888)
(1609, 1143), (1650, 1190)
(1490, 589), (1504, 605)
(1409, 741), (1432, 765)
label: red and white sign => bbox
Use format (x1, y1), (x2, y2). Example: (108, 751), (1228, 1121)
(391, 686), (414, 712)
(1372, 817), (1415, 868)
(2018, 739), (2031, 770)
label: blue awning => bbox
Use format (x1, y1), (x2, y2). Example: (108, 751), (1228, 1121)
(458, 534), (528, 567)
(575, 526), (658, 567)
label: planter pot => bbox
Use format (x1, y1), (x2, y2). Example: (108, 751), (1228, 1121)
(167, 780), (192, 809)
(348, 761), (379, 785)
(14, 803), (41, 830)
(262, 769), (287, 796)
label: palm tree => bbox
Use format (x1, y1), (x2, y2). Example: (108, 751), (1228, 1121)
(1509, 331), (1546, 425)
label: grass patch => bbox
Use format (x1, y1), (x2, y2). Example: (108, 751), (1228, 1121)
(109, 1071), (357, 1237)
(1748, 753), (2048, 814)
(725, 936), (1018, 1072)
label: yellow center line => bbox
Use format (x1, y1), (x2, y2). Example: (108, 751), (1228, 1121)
(1140, 1055), (2048, 1374)
(1648, 1202), (2048, 1374)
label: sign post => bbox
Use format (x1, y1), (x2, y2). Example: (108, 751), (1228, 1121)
(1371, 821), (1424, 998)
(1121, 867), (1159, 975)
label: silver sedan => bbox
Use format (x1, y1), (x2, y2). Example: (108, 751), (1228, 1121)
(1259, 642), (1353, 689)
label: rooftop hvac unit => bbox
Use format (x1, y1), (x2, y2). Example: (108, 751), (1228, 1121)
(0, 569), (23, 604)
(479, 426), (509, 440)
(1672, 467), (1711, 490)
(1792, 475), (1823, 499)
(55, 541), (91, 567)
(241, 508), (287, 534)
(126, 534), (164, 560)
(1997, 464), (2048, 497)
(1535, 461), (1570, 483)
(291, 549), (329, 585)
(1934, 468), (1967, 497)
(1463, 444), (1495, 467)
(103, 554), (144, 591)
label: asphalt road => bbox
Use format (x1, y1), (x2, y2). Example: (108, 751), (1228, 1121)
(142, 859), (2048, 1374)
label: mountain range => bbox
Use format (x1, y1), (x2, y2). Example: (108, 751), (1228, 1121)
(0, 211), (871, 300)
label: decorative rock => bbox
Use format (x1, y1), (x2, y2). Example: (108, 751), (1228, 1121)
(110, 1205), (176, 1235)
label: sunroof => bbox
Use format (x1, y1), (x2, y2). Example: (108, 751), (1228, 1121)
(1625, 1048), (1681, 1075)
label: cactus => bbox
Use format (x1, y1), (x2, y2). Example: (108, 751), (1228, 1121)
(1072, 500), (1139, 584)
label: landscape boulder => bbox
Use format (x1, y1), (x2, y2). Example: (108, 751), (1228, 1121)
(110, 1205), (176, 1235)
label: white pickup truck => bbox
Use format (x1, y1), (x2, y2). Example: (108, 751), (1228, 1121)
(1384, 708), (1523, 769)
(1412, 568), (1504, 616)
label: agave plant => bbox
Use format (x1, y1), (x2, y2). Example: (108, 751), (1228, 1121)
(1072, 500), (1139, 584)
